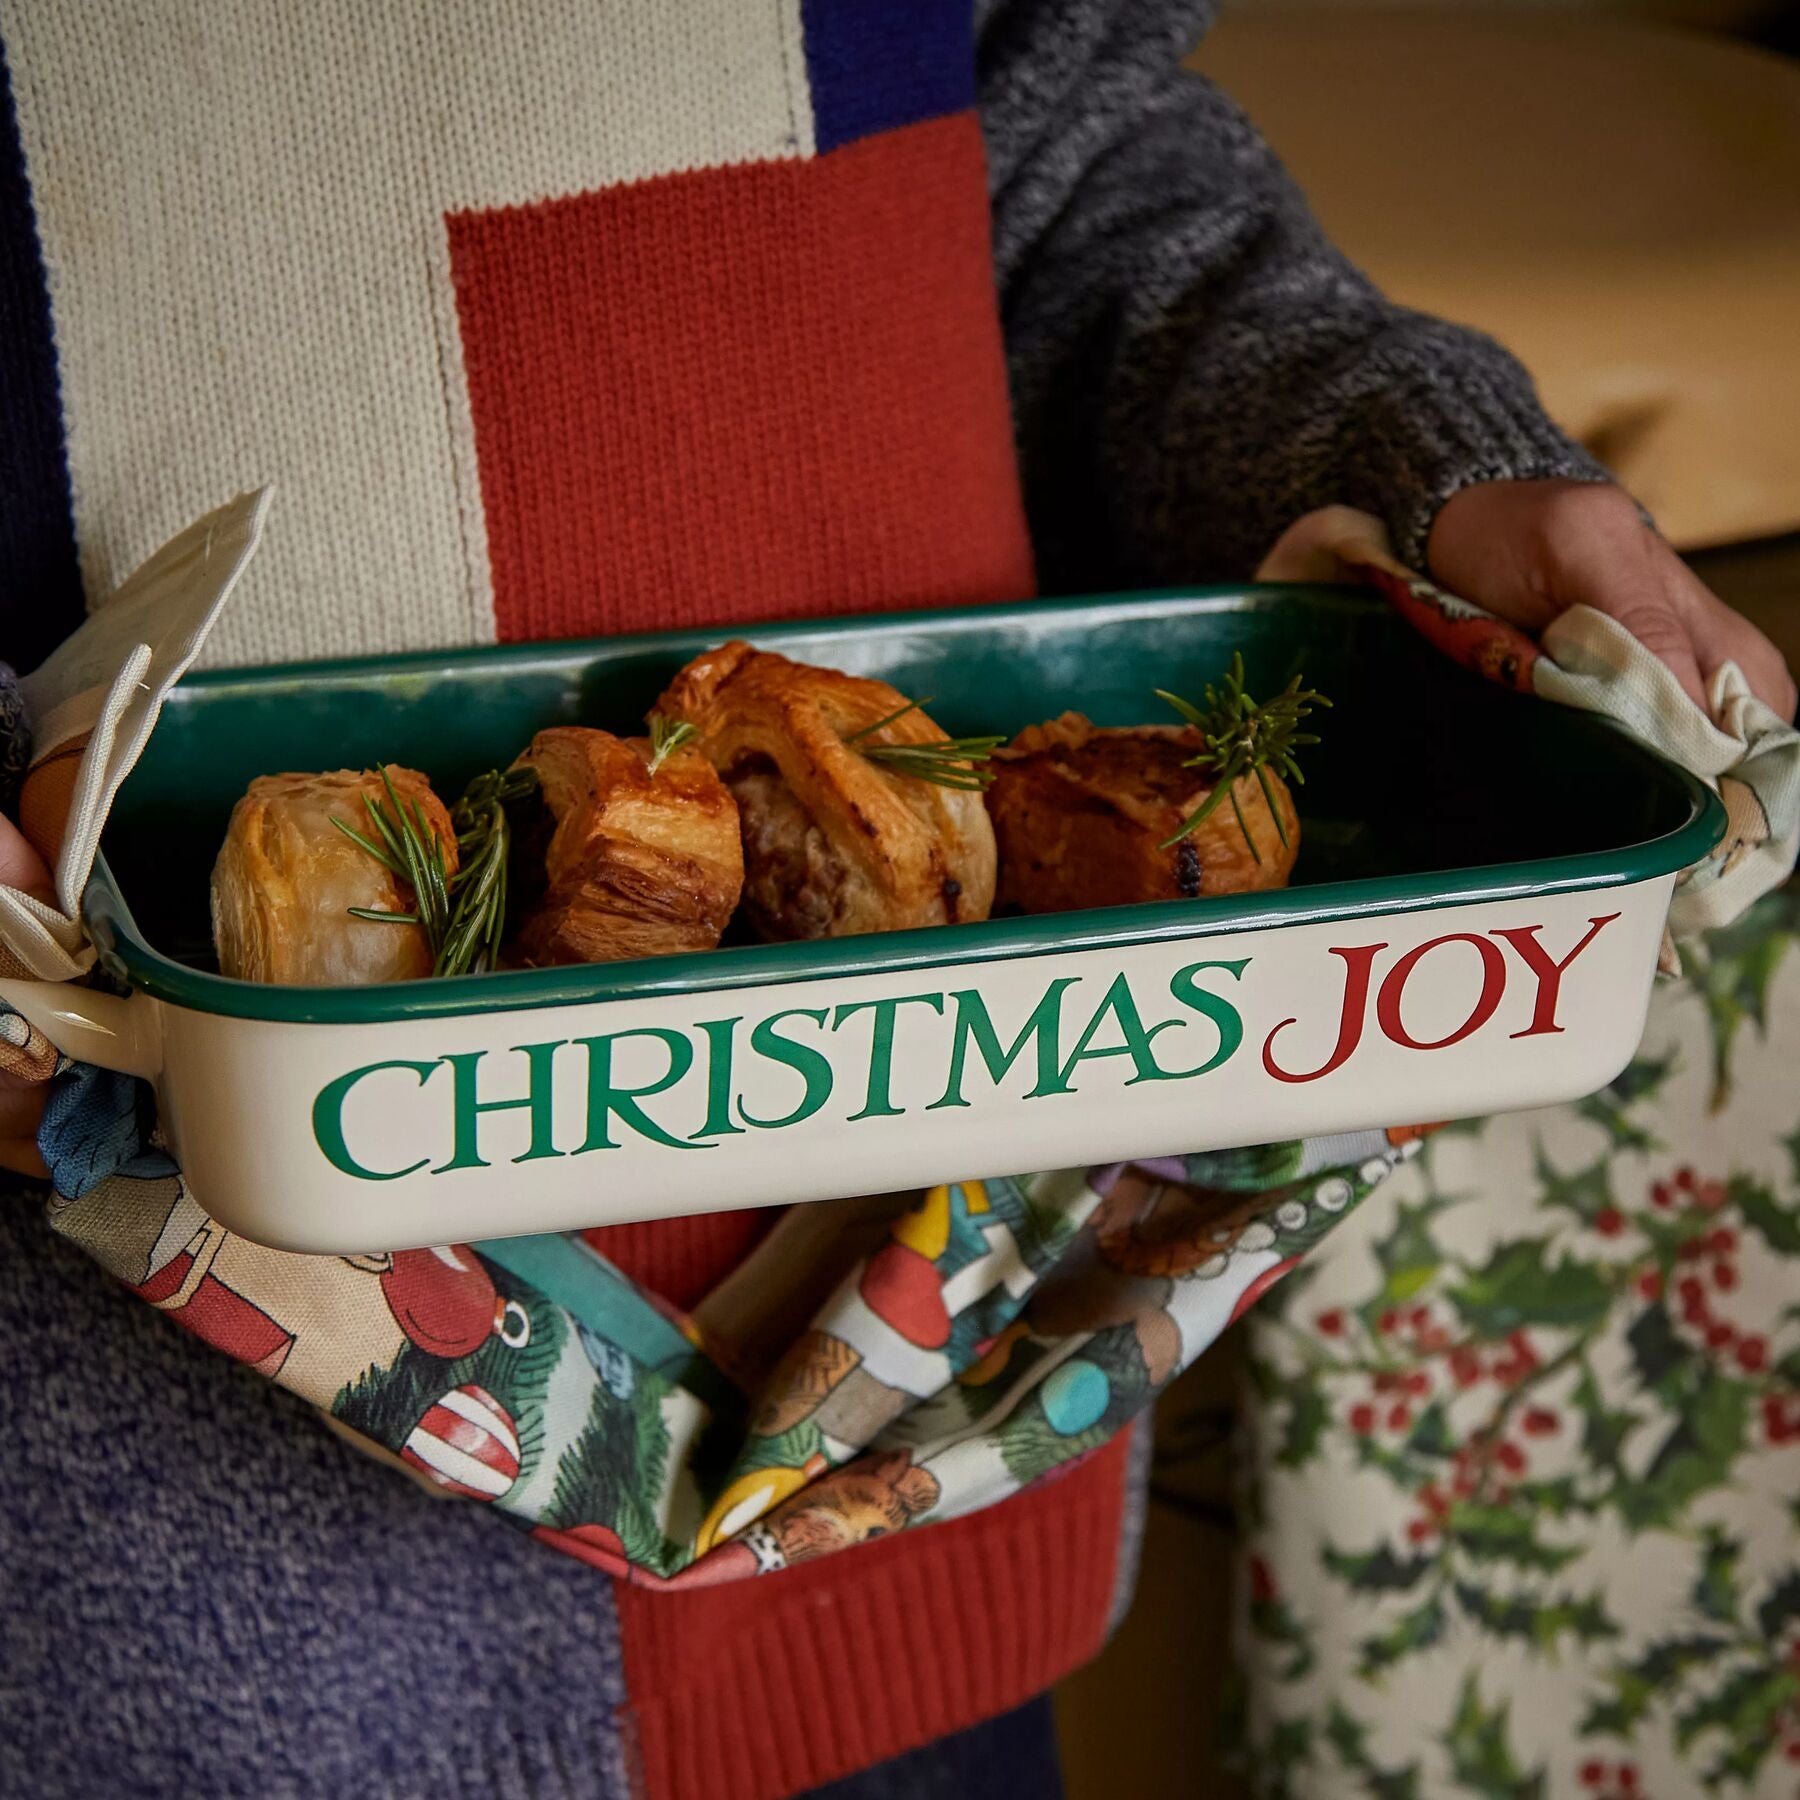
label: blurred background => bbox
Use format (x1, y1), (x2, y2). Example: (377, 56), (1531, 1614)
(1052, 3), (1800, 1792)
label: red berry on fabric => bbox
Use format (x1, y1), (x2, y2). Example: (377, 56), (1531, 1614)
(1378, 1309), (1400, 1335)
(1710, 1227), (1737, 1254)
(1410, 1304), (1432, 1328)
(1786, 1740), (1800, 1762)
(1637, 1270), (1663, 1300)
(1451, 1350), (1482, 1387)
(1405, 1371), (1432, 1396)
(1706, 1322), (1736, 1351)
(1406, 1517), (1435, 1543)
(1678, 1238), (1706, 1262)
(1350, 1403), (1376, 1434)
(1737, 1337), (1769, 1372)
(1698, 1180), (1727, 1210)
(1766, 1395), (1787, 1432)
(1651, 1182), (1673, 1210)
(1452, 1471), (1477, 1499)
(1388, 1403), (1413, 1431)
(1523, 1408), (1557, 1436)
(1417, 1326), (1451, 1352)
(1317, 1309), (1344, 1336)
(1250, 1555), (1276, 1603)
(1595, 1208), (1625, 1236)
(1618, 1767), (1638, 1790)
(1679, 1276), (1706, 1306)
(1580, 1763), (1605, 1787)
(1713, 1261), (1739, 1293)
(1675, 1167), (1696, 1190)
(1497, 1441), (1526, 1473)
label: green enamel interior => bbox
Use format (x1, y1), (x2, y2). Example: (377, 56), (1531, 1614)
(87, 585), (1724, 1023)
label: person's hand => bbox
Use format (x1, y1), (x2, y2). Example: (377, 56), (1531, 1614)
(1427, 479), (1797, 722)
(0, 814), (52, 1180)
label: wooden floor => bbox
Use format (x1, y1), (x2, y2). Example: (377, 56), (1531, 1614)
(1052, 536), (1800, 1799)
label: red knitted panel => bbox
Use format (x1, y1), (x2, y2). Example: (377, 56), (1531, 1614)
(447, 111), (1035, 644)
(615, 1434), (1132, 1800)
(580, 1212), (776, 1315)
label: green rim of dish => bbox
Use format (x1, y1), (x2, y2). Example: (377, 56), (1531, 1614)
(84, 585), (1726, 1025)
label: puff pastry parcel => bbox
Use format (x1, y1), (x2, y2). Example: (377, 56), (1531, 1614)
(656, 642), (996, 940)
(507, 726), (743, 965)
(212, 766), (456, 985)
(988, 713), (1298, 915)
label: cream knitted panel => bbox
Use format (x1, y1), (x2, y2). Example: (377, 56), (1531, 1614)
(5, 0), (816, 668)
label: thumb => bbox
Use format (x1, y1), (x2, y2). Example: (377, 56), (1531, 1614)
(1586, 574), (1708, 712)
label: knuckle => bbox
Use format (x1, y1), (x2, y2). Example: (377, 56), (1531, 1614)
(1539, 481), (1641, 546)
(1610, 601), (1689, 657)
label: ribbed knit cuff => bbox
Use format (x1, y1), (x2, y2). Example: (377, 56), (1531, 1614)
(1356, 326), (1616, 573)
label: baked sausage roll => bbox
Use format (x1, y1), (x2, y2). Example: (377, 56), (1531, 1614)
(655, 641), (996, 940)
(988, 713), (1298, 915)
(211, 766), (456, 985)
(507, 726), (743, 965)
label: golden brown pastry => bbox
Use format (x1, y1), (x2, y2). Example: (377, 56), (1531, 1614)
(507, 726), (743, 965)
(211, 767), (457, 985)
(656, 641), (996, 940)
(988, 712), (1298, 915)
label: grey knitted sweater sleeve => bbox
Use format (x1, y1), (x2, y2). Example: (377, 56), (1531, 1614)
(974, 0), (1612, 589)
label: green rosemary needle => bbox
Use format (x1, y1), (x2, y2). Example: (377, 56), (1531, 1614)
(646, 712), (699, 777)
(333, 763), (539, 977)
(1156, 654), (1328, 861)
(844, 696), (1003, 793)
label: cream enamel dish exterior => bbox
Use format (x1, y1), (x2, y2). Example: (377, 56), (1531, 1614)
(0, 587), (1722, 1254)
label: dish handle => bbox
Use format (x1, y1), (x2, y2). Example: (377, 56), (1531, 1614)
(0, 980), (163, 1082)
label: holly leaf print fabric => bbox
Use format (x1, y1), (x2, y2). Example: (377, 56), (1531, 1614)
(1236, 885), (1800, 1798)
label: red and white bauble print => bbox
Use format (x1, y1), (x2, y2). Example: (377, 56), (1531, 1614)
(381, 1246), (530, 1358)
(401, 1382), (521, 1501)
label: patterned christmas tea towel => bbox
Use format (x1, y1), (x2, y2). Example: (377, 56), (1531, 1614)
(0, 489), (270, 981)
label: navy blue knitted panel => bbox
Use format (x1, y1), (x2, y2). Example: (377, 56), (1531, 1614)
(801, 0), (975, 154)
(0, 1205), (633, 1799)
(0, 31), (82, 676)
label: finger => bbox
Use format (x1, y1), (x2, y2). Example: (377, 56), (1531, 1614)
(1506, 493), (1711, 710)
(1578, 550), (1709, 711)
(0, 1137), (50, 1180)
(0, 1075), (47, 1139)
(1664, 559), (1798, 722)
(0, 813), (53, 905)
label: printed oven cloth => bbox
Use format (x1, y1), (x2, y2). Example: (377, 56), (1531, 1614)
(1234, 884), (1800, 1800)
(0, 493), (1793, 1590)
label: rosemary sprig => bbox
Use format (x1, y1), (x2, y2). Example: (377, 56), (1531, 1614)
(844, 696), (1003, 793)
(1156, 654), (1329, 861)
(334, 768), (452, 942)
(333, 764), (538, 977)
(646, 712), (699, 777)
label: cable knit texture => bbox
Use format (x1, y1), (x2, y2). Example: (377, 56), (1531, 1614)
(978, 0), (1609, 584)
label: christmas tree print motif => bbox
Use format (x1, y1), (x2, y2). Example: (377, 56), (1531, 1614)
(542, 1360), (685, 1573)
(332, 1253), (565, 1502)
